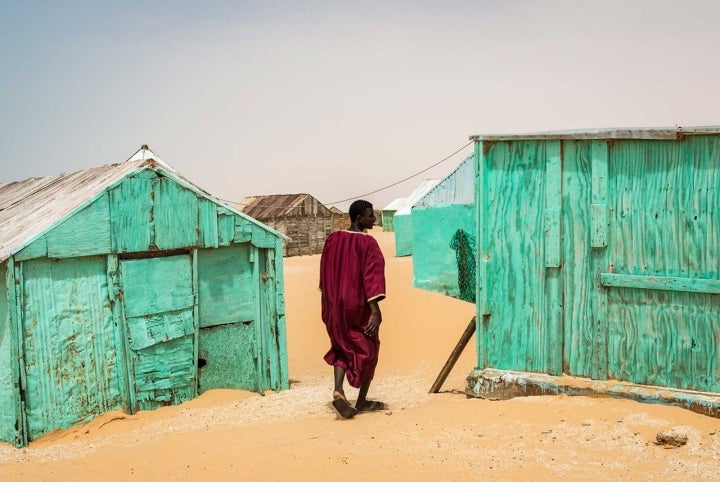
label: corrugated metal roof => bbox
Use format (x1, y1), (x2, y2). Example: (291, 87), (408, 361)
(395, 179), (441, 216)
(238, 193), (331, 219)
(469, 125), (720, 141)
(0, 147), (285, 262)
(416, 154), (474, 207)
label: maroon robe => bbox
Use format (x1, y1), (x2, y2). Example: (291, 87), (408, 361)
(319, 230), (386, 388)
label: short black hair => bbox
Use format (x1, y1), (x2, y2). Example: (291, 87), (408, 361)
(349, 199), (373, 222)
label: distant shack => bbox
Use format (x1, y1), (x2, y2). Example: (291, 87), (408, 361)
(239, 193), (341, 256)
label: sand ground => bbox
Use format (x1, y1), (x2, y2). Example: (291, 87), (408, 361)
(2, 230), (720, 481)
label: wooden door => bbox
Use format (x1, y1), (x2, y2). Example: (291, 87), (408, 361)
(118, 254), (197, 411)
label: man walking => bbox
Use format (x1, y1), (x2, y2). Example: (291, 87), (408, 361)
(319, 200), (386, 418)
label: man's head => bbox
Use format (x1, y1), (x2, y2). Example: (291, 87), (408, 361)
(349, 199), (375, 230)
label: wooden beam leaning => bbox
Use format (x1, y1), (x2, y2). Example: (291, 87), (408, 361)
(429, 317), (477, 394)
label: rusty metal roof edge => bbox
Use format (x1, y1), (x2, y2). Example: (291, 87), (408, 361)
(468, 125), (720, 141)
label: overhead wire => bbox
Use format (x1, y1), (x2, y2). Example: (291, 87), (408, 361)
(228, 140), (474, 208)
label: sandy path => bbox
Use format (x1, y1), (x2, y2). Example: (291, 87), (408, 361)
(2, 231), (720, 481)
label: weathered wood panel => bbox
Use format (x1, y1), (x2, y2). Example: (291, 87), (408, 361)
(154, 177), (199, 250)
(119, 255), (197, 411)
(260, 214), (334, 257)
(197, 244), (255, 328)
(0, 261), (19, 445)
(476, 134), (720, 393)
(110, 173), (154, 252)
(20, 256), (122, 440)
(561, 141), (595, 377)
(484, 141), (548, 372)
(197, 323), (257, 392)
(605, 136), (720, 392)
(199, 199), (219, 248)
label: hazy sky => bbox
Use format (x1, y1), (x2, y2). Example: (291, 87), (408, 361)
(2, 0), (719, 208)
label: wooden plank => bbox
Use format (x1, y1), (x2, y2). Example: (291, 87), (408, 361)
(192, 250), (200, 396)
(561, 141), (594, 377)
(198, 200), (219, 248)
(153, 178), (199, 250)
(47, 193), (112, 258)
(590, 141), (608, 248)
(4, 258), (25, 447)
(544, 140), (562, 375)
(474, 140), (488, 369)
(196, 244), (255, 327)
(110, 174), (154, 253)
(106, 255), (133, 414)
(544, 141), (562, 267)
(273, 238), (289, 389)
(250, 246), (265, 391)
(600, 272), (720, 294)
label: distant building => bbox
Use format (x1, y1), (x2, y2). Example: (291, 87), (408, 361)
(392, 179), (441, 257)
(381, 198), (405, 232)
(0, 147), (288, 447)
(239, 193), (339, 256)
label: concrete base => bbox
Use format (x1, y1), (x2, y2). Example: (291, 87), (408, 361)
(466, 368), (720, 418)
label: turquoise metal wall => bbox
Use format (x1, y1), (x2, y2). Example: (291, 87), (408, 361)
(474, 134), (720, 393)
(412, 204), (475, 298)
(1, 168), (288, 446)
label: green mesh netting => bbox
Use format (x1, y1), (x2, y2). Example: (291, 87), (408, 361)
(449, 228), (476, 303)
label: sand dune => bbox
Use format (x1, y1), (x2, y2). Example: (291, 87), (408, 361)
(2, 230), (720, 481)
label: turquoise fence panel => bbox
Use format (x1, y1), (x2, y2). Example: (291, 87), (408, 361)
(393, 213), (413, 257)
(20, 256), (122, 441)
(412, 204), (475, 299)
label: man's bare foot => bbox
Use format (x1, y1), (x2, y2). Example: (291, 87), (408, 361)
(356, 400), (385, 413)
(332, 391), (357, 419)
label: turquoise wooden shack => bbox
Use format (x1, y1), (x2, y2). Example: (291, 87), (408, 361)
(466, 126), (720, 413)
(381, 198), (405, 232)
(412, 155), (475, 300)
(393, 179), (440, 257)
(0, 147), (289, 447)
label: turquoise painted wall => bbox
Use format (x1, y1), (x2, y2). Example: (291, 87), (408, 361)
(412, 204), (475, 298)
(21, 256), (123, 439)
(393, 213), (413, 257)
(475, 134), (720, 393)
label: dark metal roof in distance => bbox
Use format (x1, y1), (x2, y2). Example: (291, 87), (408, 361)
(239, 193), (331, 219)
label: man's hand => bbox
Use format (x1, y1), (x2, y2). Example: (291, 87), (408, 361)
(364, 301), (382, 336)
